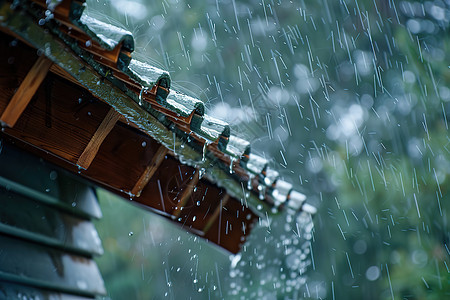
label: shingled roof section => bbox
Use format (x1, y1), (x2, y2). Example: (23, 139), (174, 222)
(0, 0), (316, 254)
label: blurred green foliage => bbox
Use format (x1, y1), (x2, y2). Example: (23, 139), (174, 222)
(91, 0), (450, 299)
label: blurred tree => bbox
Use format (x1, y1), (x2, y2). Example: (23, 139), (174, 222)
(91, 0), (450, 299)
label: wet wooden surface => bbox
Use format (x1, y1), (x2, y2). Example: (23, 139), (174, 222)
(0, 30), (257, 253)
(77, 107), (121, 170)
(1, 55), (52, 127)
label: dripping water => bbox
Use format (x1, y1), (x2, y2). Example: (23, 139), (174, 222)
(139, 86), (148, 106)
(202, 142), (209, 162)
(229, 157), (235, 174)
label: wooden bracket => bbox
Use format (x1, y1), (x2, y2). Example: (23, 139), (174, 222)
(1, 56), (52, 127)
(131, 145), (168, 197)
(172, 170), (201, 218)
(77, 107), (120, 170)
(202, 194), (230, 234)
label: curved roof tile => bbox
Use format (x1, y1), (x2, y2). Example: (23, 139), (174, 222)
(76, 13), (134, 52)
(226, 135), (251, 159)
(127, 58), (170, 88)
(166, 91), (205, 118)
(198, 115), (230, 143)
(246, 154), (269, 176)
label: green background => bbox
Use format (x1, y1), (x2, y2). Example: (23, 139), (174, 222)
(90, 0), (450, 299)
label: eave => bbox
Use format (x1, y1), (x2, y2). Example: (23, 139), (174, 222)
(0, 0), (315, 253)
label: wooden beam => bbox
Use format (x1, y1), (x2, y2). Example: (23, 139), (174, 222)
(77, 108), (120, 170)
(0, 55), (52, 127)
(172, 170), (200, 218)
(202, 194), (230, 234)
(131, 145), (168, 197)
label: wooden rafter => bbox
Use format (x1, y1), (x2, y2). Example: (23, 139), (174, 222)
(202, 194), (230, 234)
(77, 107), (120, 170)
(0, 55), (52, 127)
(172, 170), (200, 218)
(131, 145), (168, 197)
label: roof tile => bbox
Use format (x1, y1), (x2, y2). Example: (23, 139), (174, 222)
(77, 13), (134, 52)
(127, 58), (170, 89)
(166, 90), (205, 118)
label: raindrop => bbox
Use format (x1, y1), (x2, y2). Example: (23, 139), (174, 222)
(49, 171), (58, 180)
(198, 168), (206, 179)
(141, 141), (147, 147)
(365, 266), (380, 281)
(353, 240), (367, 254)
(128, 231), (134, 236)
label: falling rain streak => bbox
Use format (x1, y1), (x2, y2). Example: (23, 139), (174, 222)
(87, 0), (450, 299)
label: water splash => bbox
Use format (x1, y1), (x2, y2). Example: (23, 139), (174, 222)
(227, 210), (314, 298)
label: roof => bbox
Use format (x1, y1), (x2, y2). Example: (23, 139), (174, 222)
(0, 0), (315, 253)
